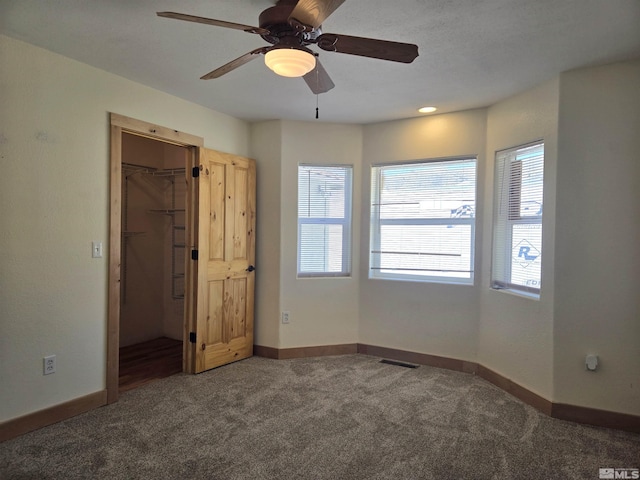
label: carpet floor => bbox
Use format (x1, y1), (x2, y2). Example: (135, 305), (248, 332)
(1, 354), (638, 479)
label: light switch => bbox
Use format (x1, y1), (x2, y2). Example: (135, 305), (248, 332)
(92, 241), (103, 258)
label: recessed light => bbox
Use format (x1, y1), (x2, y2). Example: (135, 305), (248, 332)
(418, 106), (437, 113)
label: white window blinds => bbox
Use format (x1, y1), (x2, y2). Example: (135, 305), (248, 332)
(298, 165), (352, 277)
(370, 158), (477, 284)
(492, 142), (544, 296)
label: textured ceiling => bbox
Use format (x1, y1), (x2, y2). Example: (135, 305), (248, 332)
(2, 0), (640, 124)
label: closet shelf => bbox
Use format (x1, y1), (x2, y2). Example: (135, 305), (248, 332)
(173, 225), (186, 230)
(173, 273), (185, 279)
(122, 163), (185, 178)
(122, 231), (146, 237)
(151, 168), (186, 177)
(122, 163), (154, 177)
(148, 209), (185, 215)
(173, 243), (186, 248)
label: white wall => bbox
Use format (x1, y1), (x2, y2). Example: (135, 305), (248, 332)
(0, 35), (250, 422)
(279, 121), (362, 348)
(250, 120), (363, 349)
(554, 60), (640, 416)
(478, 79), (559, 400)
(250, 121), (282, 348)
(359, 110), (487, 361)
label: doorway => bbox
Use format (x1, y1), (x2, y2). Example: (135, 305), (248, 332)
(108, 114), (203, 404)
(108, 113), (257, 404)
(118, 133), (188, 392)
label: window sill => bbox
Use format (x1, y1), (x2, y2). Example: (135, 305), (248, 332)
(297, 274), (352, 280)
(369, 274), (474, 286)
(491, 287), (540, 301)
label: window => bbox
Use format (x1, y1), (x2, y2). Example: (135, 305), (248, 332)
(492, 142), (544, 296)
(298, 165), (352, 277)
(370, 158), (477, 284)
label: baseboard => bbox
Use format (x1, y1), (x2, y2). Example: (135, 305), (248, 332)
(254, 343), (358, 359)
(253, 344), (279, 359)
(476, 364), (552, 416)
(0, 390), (108, 443)
(552, 403), (640, 434)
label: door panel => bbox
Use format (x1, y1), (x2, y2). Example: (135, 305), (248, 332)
(192, 148), (256, 373)
(228, 277), (247, 341)
(232, 166), (249, 259)
(209, 163), (226, 261)
(206, 280), (224, 345)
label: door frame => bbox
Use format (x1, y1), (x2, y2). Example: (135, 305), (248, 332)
(108, 113), (204, 404)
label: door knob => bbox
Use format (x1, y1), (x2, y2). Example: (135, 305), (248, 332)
(246, 265), (256, 272)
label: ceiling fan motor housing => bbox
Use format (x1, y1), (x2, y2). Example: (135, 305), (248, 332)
(259, 5), (320, 46)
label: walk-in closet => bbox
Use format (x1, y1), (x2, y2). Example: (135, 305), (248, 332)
(119, 132), (188, 391)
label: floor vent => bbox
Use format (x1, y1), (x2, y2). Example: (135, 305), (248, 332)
(380, 359), (418, 369)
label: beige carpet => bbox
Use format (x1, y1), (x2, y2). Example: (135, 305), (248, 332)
(1, 354), (638, 479)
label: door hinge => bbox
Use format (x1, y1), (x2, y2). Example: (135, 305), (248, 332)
(189, 332), (196, 344)
(191, 249), (198, 260)
(192, 166), (200, 178)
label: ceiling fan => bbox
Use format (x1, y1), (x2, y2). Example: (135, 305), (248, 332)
(157, 0), (419, 94)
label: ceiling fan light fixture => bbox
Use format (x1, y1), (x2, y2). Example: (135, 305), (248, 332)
(264, 48), (316, 78)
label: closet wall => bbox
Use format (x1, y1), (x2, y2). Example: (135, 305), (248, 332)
(121, 133), (188, 347)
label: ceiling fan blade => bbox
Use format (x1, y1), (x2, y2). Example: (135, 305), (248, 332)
(200, 47), (270, 80)
(157, 12), (269, 35)
(303, 60), (335, 94)
(288, 0), (346, 31)
(316, 33), (419, 63)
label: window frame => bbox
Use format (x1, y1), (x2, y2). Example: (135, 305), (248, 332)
(297, 163), (353, 278)
(491, 141), (544, 297)
(369, 156), (478, 285)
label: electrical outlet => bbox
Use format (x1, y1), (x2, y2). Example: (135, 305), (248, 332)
(586, 354), (598, 371)
(281, 311), (290, 324)
(44, 355), (56, 375)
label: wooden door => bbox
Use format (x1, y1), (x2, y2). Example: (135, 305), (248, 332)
(190, 148), (256, 373)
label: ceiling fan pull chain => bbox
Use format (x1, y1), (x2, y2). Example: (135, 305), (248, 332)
(315, 66), (320, 119)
